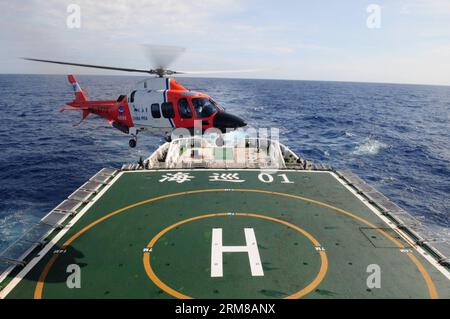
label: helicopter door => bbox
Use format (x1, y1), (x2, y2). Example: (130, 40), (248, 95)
(129, 91), (149, 125)
(130, 90), (172, 131)
(143, 102), (172, 130)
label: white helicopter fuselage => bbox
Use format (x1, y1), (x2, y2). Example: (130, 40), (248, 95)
(127, 78), (174, 133)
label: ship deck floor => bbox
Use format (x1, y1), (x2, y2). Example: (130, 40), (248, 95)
(2, 169), (450, 299)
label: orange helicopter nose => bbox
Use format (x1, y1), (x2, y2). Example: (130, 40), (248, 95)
(213, 111), (247, 131)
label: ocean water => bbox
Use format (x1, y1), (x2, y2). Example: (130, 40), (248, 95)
(0, 74), (449, 251)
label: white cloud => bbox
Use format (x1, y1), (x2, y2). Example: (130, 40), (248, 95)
(400, 0), (450, 15)
(274, 47), (296, 54)
(27, 0), (243, 36)
(1, 1), (450, 85)
(0, 0), (249, 73)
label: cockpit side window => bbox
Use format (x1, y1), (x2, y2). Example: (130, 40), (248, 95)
(178, 98), (192, 119)
(192, 98), (218, 118)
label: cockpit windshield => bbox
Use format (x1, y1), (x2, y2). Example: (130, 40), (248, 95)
(192, 98), (218, 118)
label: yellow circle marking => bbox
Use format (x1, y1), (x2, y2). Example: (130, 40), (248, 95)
(143, 212), (328, 299)
(34, 188), (439, 299)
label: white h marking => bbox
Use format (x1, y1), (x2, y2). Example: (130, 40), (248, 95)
(211, 228), (264, 277)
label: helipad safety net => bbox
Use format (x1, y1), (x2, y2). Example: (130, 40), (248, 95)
(0, 168), (117, 284)
(337, 170), (450, 267)
(0, 222), (56, 283)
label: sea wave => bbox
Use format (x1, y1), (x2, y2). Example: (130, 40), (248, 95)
(352, 138), (388, 155)
(1, 75), (449, 250)
(0, 210), (38, 251)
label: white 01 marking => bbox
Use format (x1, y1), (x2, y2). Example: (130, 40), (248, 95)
(258, 173), (294, 184)
(258, 173), (274, 183)
(278, 174), (294, 184)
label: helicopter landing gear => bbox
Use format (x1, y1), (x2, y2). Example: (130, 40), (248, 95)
(129, 138), (137, 148)
(128, 128), (139, 148)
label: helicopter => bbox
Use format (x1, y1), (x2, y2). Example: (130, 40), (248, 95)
(23, 46), (247, 148)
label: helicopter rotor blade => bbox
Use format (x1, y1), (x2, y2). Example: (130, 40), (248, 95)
(22, 49), (257, 77)
(178, 69), (262, 75)
(22, 57), (155, 74)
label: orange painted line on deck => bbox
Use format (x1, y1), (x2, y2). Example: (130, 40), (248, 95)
(33, 188), (438, 299)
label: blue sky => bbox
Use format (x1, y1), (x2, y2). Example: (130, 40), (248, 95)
(1, 0), (450, 85)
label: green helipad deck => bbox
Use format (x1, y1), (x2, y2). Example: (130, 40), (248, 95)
(1, 169), (449, 299)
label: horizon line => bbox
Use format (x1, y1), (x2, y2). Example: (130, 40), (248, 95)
(0, 72), (449, 88)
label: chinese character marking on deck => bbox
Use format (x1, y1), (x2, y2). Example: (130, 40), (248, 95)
(159, 172), (194, 184)
(209, 173), (245, 183)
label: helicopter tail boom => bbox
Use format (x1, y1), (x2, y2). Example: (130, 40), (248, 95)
(62, 75), (135, 131)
